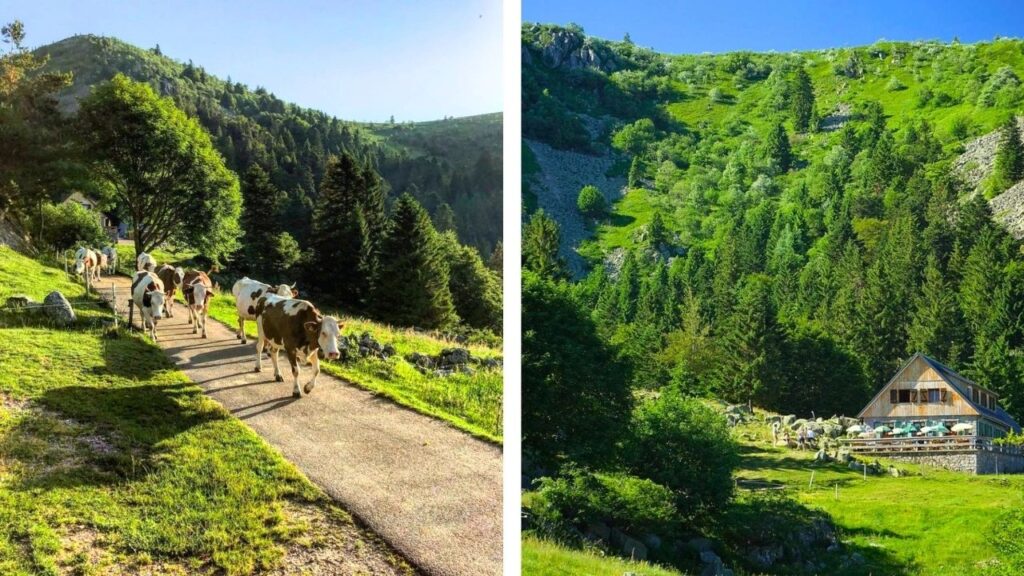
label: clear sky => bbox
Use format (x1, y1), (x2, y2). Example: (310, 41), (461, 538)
(7, 0), (502, 122)
(523, 0), (1024, 54)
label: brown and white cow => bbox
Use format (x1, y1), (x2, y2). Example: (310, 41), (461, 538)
(131, 270), (165, 340)
(74, 247), (99, 283)
(94, 249), (108, 279)
(136, 252), (157, 272)
(182, 270), (214, 338)
(156, 265), (185, 318)
(231, 277), (297, 344)
(254, 294), (342, 397)
(101, 246), (118, 275)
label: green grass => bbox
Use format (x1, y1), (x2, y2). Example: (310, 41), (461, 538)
(0, 246), (410, 575)
(133, 248), (504, 443)
(732, 419), (1024, 575)
(204, 294), (503, 442)
(523, 535), (686, 576)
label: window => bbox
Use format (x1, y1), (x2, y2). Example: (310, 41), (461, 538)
(973, 388), (980, 403)
(981, 392), (988, 408)
(899, 389), (912, 403)
(928, 389), (940, 403)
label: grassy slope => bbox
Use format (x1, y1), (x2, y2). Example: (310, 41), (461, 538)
(732, 419), (1024, 575)
(115, 245), (504, 443)
(0, 246), (411, 575)
(589, 39), (1024, 255)
(523, 536), (685, 576)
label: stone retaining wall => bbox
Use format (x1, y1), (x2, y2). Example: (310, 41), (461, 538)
(883, 450), (1024, 474)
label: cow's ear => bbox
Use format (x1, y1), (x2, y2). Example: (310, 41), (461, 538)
(304, 321), (319, 333)
(291, 289), (299, 297)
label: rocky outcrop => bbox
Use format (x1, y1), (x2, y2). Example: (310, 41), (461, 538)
(990, 180), (1024, 239)
(523, 138), (627, 277)
(406, 348), (501, 376)
(953, 116), (1024, 193)
(528, 27), (615, 72)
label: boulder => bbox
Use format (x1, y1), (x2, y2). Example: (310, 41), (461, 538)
(782, 414), (796, 427)
(688, 537), (713, 553)
(586, 521), (610, 542)
(5, 294), (35, 308)
(43, 291), (75, 325)
(440, 347), (471, 366)
(610, 529), (647, 560)
(381, 344), (396, 358)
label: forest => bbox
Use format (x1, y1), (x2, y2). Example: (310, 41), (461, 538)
(522, 23), (1024, 575)
(0, 22), (501, 333)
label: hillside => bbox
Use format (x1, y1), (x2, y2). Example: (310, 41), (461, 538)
(521, 24), (1024, 576)
(34, 34), (502, 256)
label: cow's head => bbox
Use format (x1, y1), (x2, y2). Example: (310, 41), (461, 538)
(273, 283), (298, 298)
(174, 267), (185, 286)
(306, 315), (342, 360)
(143, 282), (166, 319)
(191, 282), (210, 310)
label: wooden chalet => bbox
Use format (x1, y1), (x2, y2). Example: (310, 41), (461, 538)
(856, 352), (1021, 438)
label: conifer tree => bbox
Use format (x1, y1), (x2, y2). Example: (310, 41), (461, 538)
(764, 122), (791, 173)
(239, 164), (286, 278)
(523, 209), (567, 279)
(372, 193), (457, 329)
(713, 273), (782, 407)
(907, 255), (966, 364)
(991, 116), (1024, 193)
(434, 203), (457, 233)
(439, 231), (502, 331)
(487, 241), (503, 276)
(790, 67), (815, 132)
(311, 152), (366, 307)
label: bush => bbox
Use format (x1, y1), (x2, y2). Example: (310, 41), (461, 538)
(576, 185), (606, 217)
(885, 76), (906, 91)
(38, 202), (108, 251)
(623, 388), (737, 520)
(532, 468), (677, 537)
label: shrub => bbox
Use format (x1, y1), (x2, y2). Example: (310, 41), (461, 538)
(623, 389), (737, 520)
(577, 185), (606, 217)
(885, 76), (906, 91)
(38, 202), (108, 251)
(532, 468), (677, 537)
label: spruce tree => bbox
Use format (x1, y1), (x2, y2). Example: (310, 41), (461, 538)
(992, 116), (1024, 193)
(373, 193), (457, 329)
(311, 152), (366, 307)
(523, 209), (567, 279)
(434, 203), (457, 233)
(907, 255), (966, 364)
(439, 231), (502, 331)
(713, 273), (782, 407)
(764, 122), (791, 173)
(240, 164), (286, 279)
(790, 67), (815, 132)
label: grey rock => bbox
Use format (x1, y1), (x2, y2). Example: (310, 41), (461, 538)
(5, 294), (35, 308)
(43, 291), (75, 325)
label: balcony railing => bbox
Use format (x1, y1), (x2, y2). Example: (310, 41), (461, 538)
(840, 435), (1024, 456)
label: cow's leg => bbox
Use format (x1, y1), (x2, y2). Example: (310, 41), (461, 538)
(303, 352), (320, 394)
(237, 316), (246, 343)
(201, 307), (209, 338)
(271, 346), (284, 382)
(288, 350), (301, 397)
(191, 306), (198, 334)
(254, 322), (265, 373)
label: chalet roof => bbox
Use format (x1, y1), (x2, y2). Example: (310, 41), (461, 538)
(861, 352), (1022, 432)
(917, 353), (1021, 433)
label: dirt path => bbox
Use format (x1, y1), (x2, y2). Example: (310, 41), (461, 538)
(97, 276), (502, 576)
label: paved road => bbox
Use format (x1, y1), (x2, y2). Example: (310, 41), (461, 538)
(98, 276), (502, 576)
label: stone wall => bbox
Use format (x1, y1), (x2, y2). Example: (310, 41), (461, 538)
(883, 450), (1024, 475)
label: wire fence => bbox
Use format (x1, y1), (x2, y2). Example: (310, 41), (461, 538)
(3, 250), (125, 329)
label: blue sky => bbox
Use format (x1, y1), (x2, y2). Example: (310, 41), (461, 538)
(8, 0), (502, 122)
(523, 0), (1024, 54)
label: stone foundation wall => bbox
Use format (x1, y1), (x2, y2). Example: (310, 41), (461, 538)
(882, 450), (1024, 474)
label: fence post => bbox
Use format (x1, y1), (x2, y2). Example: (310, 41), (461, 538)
(111, 283), (118, 329)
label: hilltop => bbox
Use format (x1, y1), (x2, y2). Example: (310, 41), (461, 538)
(35, 34), (502, 256)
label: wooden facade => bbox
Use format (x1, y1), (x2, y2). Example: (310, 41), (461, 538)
(857, 353), (1021, 438)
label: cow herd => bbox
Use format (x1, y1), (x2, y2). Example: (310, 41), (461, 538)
(75, 246), (343, 398)
(73, 246), (118, 283)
